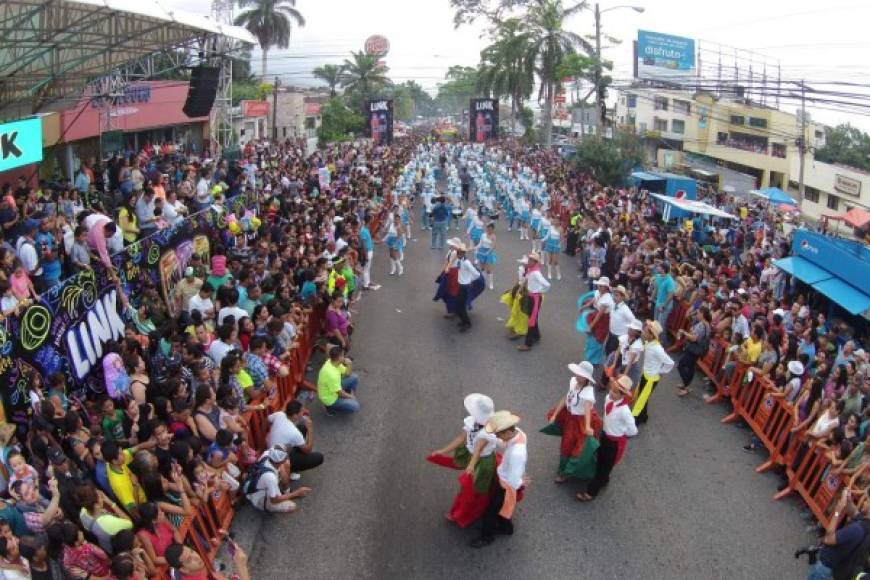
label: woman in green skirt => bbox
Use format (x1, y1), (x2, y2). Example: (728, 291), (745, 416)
(427, 393), (498, 527)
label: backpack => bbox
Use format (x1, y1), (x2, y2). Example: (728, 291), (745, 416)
(686, 322), (710, 356)
(243, 458), (275, 496)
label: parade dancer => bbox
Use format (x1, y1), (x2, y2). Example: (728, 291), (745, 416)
(529, 206), (542, 252)
(467, 211), (484, 249)
(518, 196), (530, 241)
(536, 211), (551, 259)
(471, 410), (528, 548)
(544, 361), (601, 483)
(427, 394), (498, 528)
(517, 252), (550, 352)
(475, 222), (498, 290)
(383, 212), (406, 276)
(399, 197), (412, 262)
(433, 238), (463, 317)
(544, 222), (562, 280)
(454, 242), (485, 332)
(632, 321), (675, 425)
(500, 257), (530, 341)
(577, 278), (614, 367)
(578, 375), (636, 501)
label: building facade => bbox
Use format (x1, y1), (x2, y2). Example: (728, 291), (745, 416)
(615, 87), (826, 191)
(790, 157), (870, 220)
(267, 90), (323, 141)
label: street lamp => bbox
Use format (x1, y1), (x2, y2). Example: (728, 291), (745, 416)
(594, 4), (645, 138)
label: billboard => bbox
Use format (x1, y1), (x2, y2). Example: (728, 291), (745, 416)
(636, 30), (695, 82)
(366, 99), (393, 145)
(469, 98), (499, 142)
(241, 100), (269, 117)
(0, 117), (43, 173)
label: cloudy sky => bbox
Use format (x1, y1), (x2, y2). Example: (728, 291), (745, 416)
(170, 0), (870, 130)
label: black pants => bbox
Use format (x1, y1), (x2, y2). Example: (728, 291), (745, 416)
(289, 449), (324, 471)
(524, 295), (541, 347)
(587, 435), (619, 497)
(456, 285), (471, 327)
(677, 351), (700, 388)
(478, 482), (513, 540)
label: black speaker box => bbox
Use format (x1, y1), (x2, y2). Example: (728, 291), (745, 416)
(183, 66), (220, 117)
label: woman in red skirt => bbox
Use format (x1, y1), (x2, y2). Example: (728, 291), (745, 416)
(427, 393), (498, 527)
(545, 361), (602, 483)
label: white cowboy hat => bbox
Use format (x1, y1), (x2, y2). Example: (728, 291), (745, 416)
(567, 361), (596, 383)
(485, 410), (521, 434)
(454, 241), (468, 252)
(447, 237), (463, 247)
(787, 361), (805, 376)
(595, 277), (611, 287)
(464, 393), (495, 425)
(628, 319), (643, 332)
(517, 255), (529, 265)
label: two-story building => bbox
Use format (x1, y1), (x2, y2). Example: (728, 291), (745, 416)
(790, 157), (870, 220)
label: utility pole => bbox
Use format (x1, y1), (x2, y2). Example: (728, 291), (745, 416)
(797, 80), (807, 204)
(594, 3), (603, 139)
(271, 76), (279, 142)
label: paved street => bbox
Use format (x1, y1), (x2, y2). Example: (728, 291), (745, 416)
(233, 212), (811, 580)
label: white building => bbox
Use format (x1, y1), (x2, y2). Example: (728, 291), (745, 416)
(790, 157), (870, 220)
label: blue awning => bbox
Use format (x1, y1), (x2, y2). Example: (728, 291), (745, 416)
(773, 256), (832, 285)
(811, 278), (870, 315)
(631, 171), (664, 181)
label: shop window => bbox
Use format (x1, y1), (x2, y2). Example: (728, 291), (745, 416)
(730, 115), (744, 125)
(653, 118), (668, 132)
(654, 96), (668, 111)
(671, 119), (685, 134)
(804, 187), (820, 203)
(826, 194), (839, 210)
(748, 117), (767, 129)
(673, 100), (690, 114)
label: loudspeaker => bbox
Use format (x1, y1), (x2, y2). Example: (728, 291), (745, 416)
(182, 66), (220, 117)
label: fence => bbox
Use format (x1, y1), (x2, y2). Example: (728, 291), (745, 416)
(665, 298), (850, 529)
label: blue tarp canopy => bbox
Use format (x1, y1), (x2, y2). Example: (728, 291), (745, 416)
(812, 278), (870, 316)
(774, 256), (832, 284)
(774, 256), (870, 315)
(631, 171), (665, 181)
(750, 187), (798, 206)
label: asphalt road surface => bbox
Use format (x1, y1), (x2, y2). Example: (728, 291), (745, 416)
(232, 208), (812, 579)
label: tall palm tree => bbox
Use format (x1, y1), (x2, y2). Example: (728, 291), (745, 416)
(524, 0), (592, 146)
(478, 18), (534, 133)
(340, 51), (392, 99)
(234, 0), (305, 79)
(312, 64), (343, 97)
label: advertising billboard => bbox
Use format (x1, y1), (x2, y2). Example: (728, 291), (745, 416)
(0, 117), (43, 173)
(365, 99), (393, 145)
(636, 30), (696, 82)
(469, 98), (499, 142)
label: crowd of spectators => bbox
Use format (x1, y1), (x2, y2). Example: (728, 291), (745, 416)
(0, 136), (404, 578)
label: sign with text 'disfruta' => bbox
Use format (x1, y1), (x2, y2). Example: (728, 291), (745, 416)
(0, 117), (43, 173)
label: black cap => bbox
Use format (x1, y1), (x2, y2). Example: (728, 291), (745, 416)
(47, 447), (68, 466)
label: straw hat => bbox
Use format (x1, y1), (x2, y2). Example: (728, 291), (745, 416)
(787, 361), (805, 376)
(613, 375), (633, 395)
(567, 361), (596, 383)
(628, 319), (643, 332)
(613, 285), (628, 296)
(595, 277), (610, 287)
(464, 393), (495, 425)
(453, 241), (468, 252)
(485, 410), (521, 434)
(527, 252), (540, 262)
(646, 320), (663, 338)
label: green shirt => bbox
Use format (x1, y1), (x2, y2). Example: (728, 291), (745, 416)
(317, 360), (347, 407)
(102, 410), (126, 442)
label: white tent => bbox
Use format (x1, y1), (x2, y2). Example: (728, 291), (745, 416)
(650, 193), (738, 220)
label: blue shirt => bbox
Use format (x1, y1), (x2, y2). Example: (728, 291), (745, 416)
(360, 226), (374, 252)
(300, 281), (317, 302)
(35, 231), (61, 282)
(432, 202), (449, 222)
(75, 171), (90, 193)
(654, 273), (675, 308)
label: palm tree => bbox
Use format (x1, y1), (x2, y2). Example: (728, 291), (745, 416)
(524, 0), (592, 146)
(234, 0), (305, 79)
(340, 51), (392, 99)
(478, 18), (534, 133)
(312, 64), (343, 97)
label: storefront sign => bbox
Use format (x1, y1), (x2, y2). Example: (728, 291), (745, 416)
(834, 174), (862, 197)
(242, 100), (270, 117)
(91, 85), (152, 108)
(364, 35), (390, 57)
(0, 117), (43, 173)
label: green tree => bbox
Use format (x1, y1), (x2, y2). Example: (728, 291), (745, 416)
(572, 130), (643, 186)
(318, 97), (365, 146)
(478, 18), (534, 133)
(232, 45), (257, 83)
(234, 0), (305, 79)
(399, 80), (438, 118)
(312, 64), (344, 97)
(815, 123), (870, 172)
(387, 84), (416, 121)
(340, 51), (392, 101)
(524, 0), (592, 147)
(436, 65), (480, 116)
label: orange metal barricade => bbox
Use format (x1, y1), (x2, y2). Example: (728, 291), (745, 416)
(698, 338), (729, 404)
(774, 441), (846, 527)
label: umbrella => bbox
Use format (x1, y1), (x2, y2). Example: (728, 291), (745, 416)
(750, 187), (798, 206)
(843, 208), (870, 229)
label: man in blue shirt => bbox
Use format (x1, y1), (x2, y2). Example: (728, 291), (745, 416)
(74, 161), (90, 194)
(653, 262), (676, 347)
(359, 215), (375, 289)
(430, 195), (449, 250)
